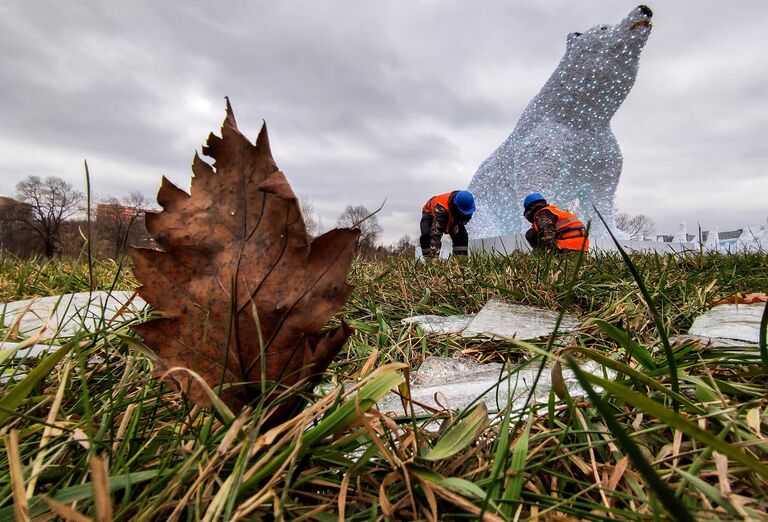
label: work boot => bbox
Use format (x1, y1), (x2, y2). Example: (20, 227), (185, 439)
(452, 246), (468, 257)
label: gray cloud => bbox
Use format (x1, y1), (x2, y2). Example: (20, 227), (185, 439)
(1, 1), (766, 243)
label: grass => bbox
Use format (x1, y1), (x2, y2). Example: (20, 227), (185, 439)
(0, 254), (137, 302)
(0, 249), (766, 520)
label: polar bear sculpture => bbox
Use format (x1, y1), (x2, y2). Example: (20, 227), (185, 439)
(467, 5), (653, 238)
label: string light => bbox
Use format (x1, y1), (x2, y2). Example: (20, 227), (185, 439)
(467, 6), (652, 238)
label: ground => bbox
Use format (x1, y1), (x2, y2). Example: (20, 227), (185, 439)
(0, 250), (766, 520)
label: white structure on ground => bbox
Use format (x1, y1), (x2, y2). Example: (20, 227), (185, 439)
(468, 234), (695, 255)
(691, 218), (768, 253)
(704, 226), (720, 252)
(672, 222), (688, 243)
(735, 218), (768, 252)
(419, 217), (767, 258)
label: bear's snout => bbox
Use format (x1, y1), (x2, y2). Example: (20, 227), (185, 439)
(638, 5), (653, 18)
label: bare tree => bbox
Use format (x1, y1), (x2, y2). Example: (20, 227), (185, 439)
(390, 235), (415, 255)
(95, 191), (152, 258)
(14, 176), (84, 257)
(336, 205), (382, 256)
(616, 210), (655, 240)
(298, 194), (319, 237)
(123, 190), (150, 211)
(96, 198), (136, 258)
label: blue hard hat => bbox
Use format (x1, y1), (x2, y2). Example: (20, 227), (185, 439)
(523, 192), (546, 210)
(454, 191), (476, 215)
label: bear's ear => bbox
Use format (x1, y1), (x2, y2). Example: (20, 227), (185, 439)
(566, 32), (582, 49)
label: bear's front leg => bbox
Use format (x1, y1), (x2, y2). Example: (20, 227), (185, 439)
(515, 126), (572, 221)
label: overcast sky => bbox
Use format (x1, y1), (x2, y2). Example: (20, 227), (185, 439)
(2, 1), (766, 243)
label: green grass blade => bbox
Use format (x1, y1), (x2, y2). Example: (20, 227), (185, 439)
(566, 356), (695, 522)
(589, 318), (657, 370)
(164, 366), (235, 425)
(759, 300), (768, 369)
(302, 363), (407, 447)
(500, 410), (533, 516)
(0, 470), (160, 522)
(506, 231), (589, 441)
(0, 338), (78, 425)
(487, 405), (512, 501)
(410, 465), (500, 513)
(570, 347), (702, 412)
(593, 208), (680, 410)
(240, 363), (406, 490)
(674, 469), (741, 518)
(578, 364), (768, 479)
(0, 337), (48, 366)
(423, 403), (489, 461)
(681, 375), (720, 403)
(436, 477), (488, 500)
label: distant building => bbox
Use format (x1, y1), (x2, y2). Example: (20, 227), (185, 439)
(95, 203), (143, 223)
(0, 195), (28, 211)
(93, 202), (155, 257)
(657, 229), (743, 243)
(693, 229), (742, 242)
(718, 229), (742, 241)
(654, 224), (766, 253)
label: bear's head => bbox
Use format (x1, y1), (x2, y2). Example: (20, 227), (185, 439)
(555, 5), (653, 123)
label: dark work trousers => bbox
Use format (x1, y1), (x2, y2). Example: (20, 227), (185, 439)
(419, 213), (469, 256)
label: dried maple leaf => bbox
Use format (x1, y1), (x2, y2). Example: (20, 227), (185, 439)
(131, 100), (359, 420)
(712, 293), (768, 306)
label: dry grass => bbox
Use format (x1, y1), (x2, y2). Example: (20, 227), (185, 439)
(0, 249), (766, 520)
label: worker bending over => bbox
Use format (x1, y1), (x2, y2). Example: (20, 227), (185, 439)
(420, 191), (476, 258)
(523, 193), (589, 252)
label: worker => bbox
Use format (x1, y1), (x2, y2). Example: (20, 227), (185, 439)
(420, 191), (476, 258)
(523, 193), (589, 252)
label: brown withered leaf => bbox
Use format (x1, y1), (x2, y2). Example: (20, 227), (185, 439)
(712, 293), (768, 306)
(131, 100), (359, 419)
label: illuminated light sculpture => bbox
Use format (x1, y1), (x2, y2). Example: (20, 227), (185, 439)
(467, 5), (653, 238)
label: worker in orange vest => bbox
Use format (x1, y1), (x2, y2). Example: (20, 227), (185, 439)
(523, 193), (589, 252)
(420, 191), (476, 258)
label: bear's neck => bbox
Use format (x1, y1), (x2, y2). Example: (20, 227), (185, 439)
(528, 58), (640, 129)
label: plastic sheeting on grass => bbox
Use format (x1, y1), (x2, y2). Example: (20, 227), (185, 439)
(1, 291), (147, 340)
(689, 303), (766, 344)
(375, 355), (610, 415)
(401, 299), (579, 341)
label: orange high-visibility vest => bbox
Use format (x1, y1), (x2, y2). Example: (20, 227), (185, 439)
(422, 192), (456, 230)
(533, 205), (590, 251)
